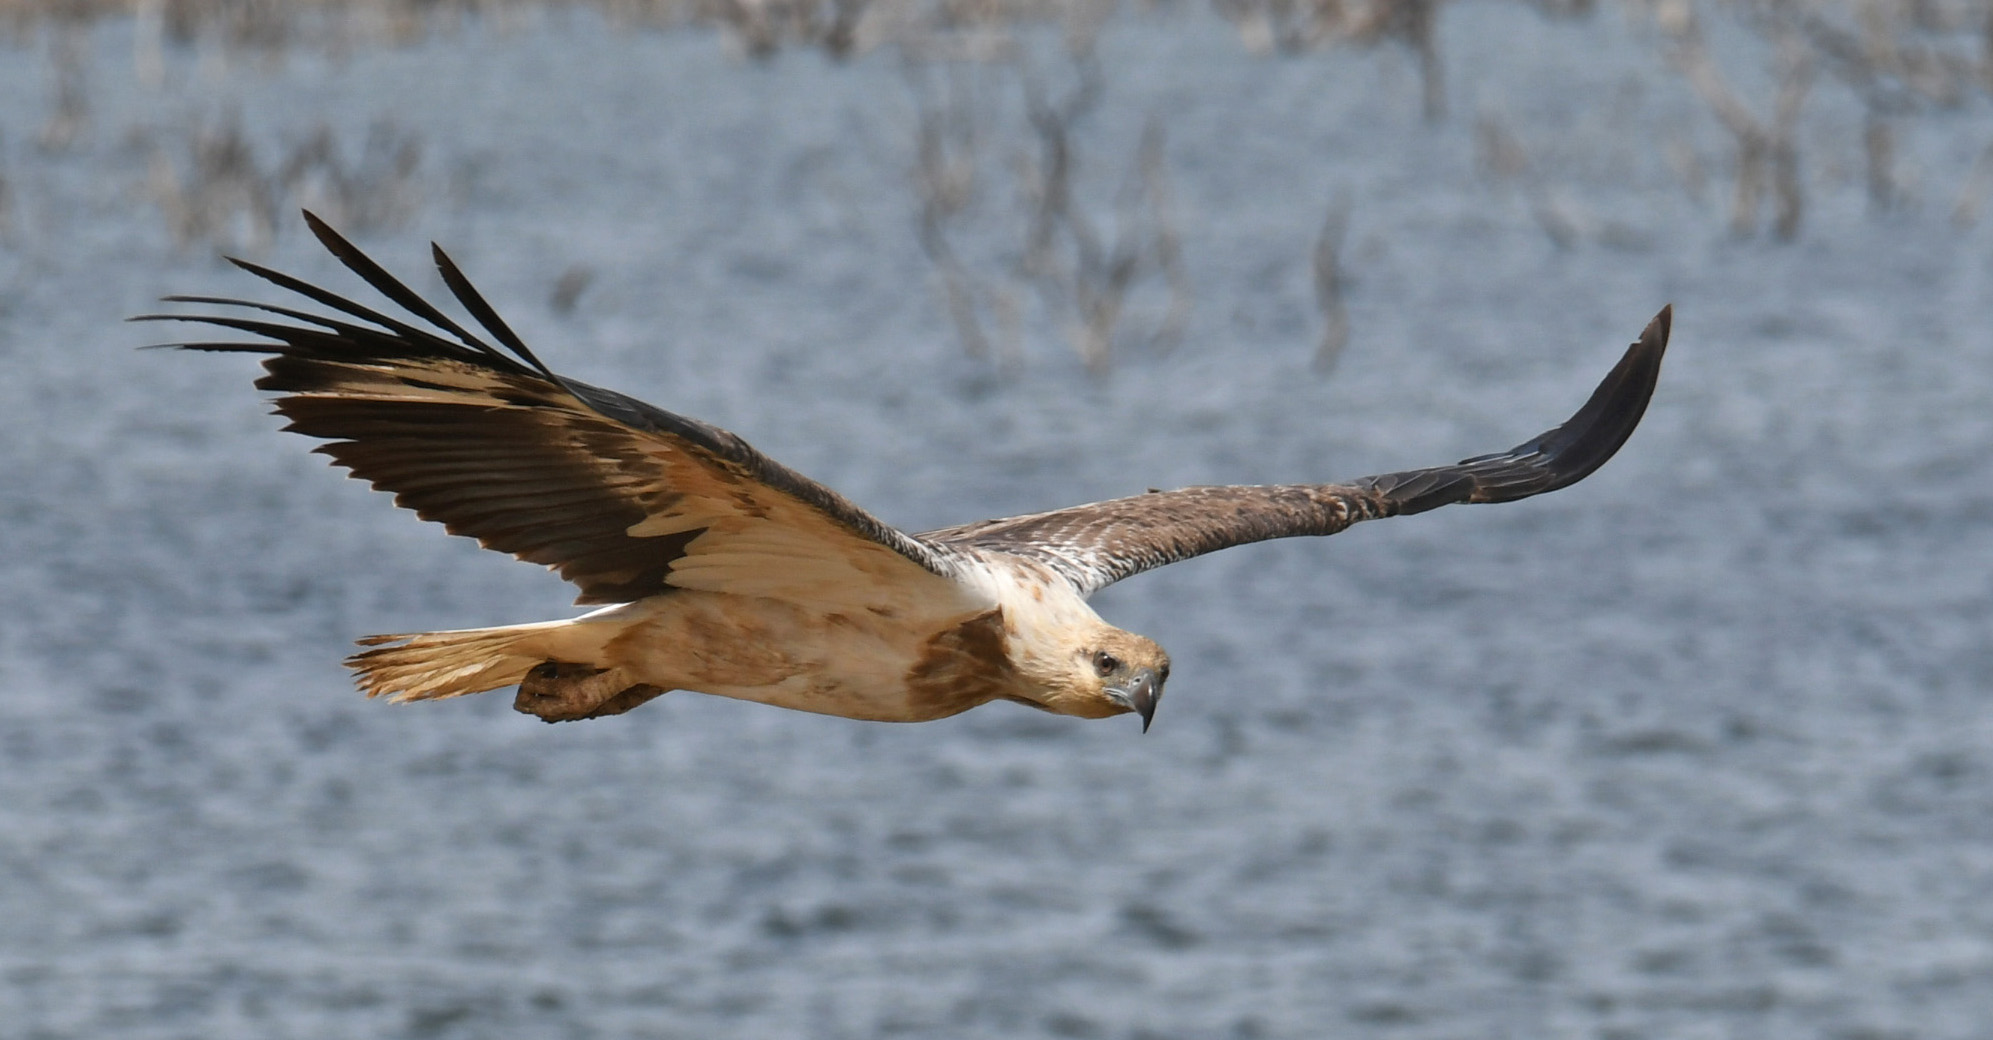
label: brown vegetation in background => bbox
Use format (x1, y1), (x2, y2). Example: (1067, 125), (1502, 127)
(0, 138), (12, 244)
(0, 0), (1113, 54)
(1659, 1), (1815, 239)
(144, 114), (421, 254)
(910, 54), (1190, 372)
(7, 0), (1993, 365)
(1651, 0), (1993, 235)
(1312, 195), (1350, 372)
(1214, 0), (1450, 121)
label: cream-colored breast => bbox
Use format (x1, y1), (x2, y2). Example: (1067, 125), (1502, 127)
(599, 590), (1002, 722)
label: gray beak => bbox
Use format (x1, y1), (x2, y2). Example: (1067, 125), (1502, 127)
(1109, 668), (1162, 733)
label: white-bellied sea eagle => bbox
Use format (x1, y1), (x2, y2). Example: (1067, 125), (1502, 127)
(142, 213), (1669, 731)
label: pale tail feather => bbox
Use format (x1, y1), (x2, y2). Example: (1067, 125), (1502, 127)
(347, 617), (620, 702)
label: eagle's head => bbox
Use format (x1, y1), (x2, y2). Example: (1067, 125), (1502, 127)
(985, 560), (1172, 729)
(1038, 625), (1171, 731)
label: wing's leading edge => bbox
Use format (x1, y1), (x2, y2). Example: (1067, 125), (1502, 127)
(926, 306), (1672, 594)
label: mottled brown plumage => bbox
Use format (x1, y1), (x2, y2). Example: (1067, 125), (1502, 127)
(143, 213), (1669, 730)
(925, 308), (1668, 594)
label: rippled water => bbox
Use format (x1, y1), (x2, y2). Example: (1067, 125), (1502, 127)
(3, 7), (1992, 1038)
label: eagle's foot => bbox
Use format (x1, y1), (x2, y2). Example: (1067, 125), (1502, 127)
(514, 661), (665, 723)
(585, 682), (668, 719)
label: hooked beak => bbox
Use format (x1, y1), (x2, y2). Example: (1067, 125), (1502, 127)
(1107, 668), (1163, 732)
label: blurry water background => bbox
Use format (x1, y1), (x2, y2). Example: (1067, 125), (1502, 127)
(2, 2), (1992, 1037)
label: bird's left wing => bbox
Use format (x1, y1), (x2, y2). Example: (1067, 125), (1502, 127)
(140, 212), (982, 615)
(924, 307), (1670, 596)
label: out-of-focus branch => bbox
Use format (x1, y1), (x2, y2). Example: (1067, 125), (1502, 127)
(1311, 194), (1350, 372)
(1953, 139), (1993, 226)
(1213, 0), (1449, 121)
(911, 62), (1005, 361)
(38, 22), (89, 151)
(1138, 122), (1192, 356)
(146, 113), (421, 253)
(1019, 55), (1102, 286)
(1661, 0), (1812, 239)
(907, 49), (1189, 374)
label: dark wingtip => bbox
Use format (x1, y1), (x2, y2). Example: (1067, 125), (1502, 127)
(297, 210), (501, 356)
(429, 239), (558, 379)
(300, 207), (334, 243)
(298, 209), (347, 265)
(1462, 304), (1670, 503)
(1369, 307), (1670, 515)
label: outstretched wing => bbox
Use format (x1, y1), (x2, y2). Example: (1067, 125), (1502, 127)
(925, 307), (1670, 595)
(141, 211), (979, 612)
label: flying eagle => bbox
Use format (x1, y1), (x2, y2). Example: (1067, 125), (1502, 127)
(145, 213), (1669, 731)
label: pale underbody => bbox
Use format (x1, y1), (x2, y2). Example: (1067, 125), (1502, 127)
(353, 554), (1134, 723)
(540, 593), (1007, 722)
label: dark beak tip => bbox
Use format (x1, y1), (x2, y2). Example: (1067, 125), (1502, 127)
(1133, 673), (1159, 733)
(1108, 668), (1162, 733)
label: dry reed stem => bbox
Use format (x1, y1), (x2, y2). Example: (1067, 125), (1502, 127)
(1, 0), (1110, 62)
(1662, 0), (1813, 239)
(907, 47), (1188, 373)
(1214, 0), (1447, 121)
(1021, 67), (1188, 373)
(17, 0), (1993, 279)
(1951, 137), (1993, 226)
(550, 264), (595, 313)
(1311, 195), (1350, 372)
(911, 61), (1002, 361)
(37, 24), (89, 151)
(1780, 0), (1988, 212)
(1140, 122), (1191, 357)
(146, 113), (421, 253)
(0, 143), (13, 244)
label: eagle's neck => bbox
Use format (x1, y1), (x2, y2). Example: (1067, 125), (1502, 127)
(962, 552), (1114, 704)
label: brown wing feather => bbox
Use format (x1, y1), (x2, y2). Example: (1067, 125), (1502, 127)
(927, 306), (1671, 594)
(141, 212), (966, 607)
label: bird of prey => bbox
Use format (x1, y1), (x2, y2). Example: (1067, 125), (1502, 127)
(145, 213), (1669, 731)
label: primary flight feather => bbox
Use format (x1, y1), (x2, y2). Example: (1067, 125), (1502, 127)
(144, 213), (1669, 731)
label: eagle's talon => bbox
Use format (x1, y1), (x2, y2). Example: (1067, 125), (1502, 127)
(514, 660), (618, 721)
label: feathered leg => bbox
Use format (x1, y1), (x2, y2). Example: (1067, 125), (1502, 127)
(514, 663), (667, 722)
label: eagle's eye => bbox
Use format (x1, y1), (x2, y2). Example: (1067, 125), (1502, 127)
(1092, 651), (1121, 677)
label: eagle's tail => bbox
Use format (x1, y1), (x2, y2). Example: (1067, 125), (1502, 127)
(347, 617), (619, 702)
